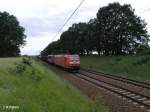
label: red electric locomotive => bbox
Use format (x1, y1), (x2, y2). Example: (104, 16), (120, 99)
(47, 54), (80, 71)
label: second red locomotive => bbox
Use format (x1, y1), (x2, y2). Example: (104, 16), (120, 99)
(47, 54), (80, 71)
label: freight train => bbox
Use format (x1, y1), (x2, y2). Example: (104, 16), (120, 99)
(41, 54), (80, 71)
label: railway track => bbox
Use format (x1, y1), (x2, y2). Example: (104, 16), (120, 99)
(81, 68), (150, 90)
(74, 69), (150, 112)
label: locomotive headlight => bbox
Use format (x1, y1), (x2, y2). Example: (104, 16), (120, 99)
(69, 61), (74, 64)
(69, 60), (80, 64)
(76, 61), (80, 64)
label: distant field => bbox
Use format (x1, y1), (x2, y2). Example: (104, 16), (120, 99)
(0, 57), (107, 112)
(81, 55), (150, 83)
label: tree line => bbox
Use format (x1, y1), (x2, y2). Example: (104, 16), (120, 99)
(41, 2), (150, 56)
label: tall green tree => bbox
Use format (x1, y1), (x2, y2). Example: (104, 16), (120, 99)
(0, 11), (26, 57)
(60, 23), (91, 55)
(96, 2), (149, 55)
(60, 30), (78, 54)
(68, 23), (89, 55)
(88, 18), (103, 55)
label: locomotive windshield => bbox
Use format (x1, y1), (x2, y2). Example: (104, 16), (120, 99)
(69, 55), (79, 60)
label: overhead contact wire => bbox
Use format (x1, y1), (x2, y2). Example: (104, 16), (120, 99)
(51, 0), (85, 42)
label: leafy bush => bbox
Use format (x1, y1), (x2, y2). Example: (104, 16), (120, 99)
(22, 57), (32, 66)
(13, 58), (43, 82)
(14, 57), (32, 74)
(15, 62), (26, 74)
(30, 67), (43, 82)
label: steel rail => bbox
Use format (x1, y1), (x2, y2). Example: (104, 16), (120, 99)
(74, 73), (150, 109)
(79, 72), (150, 100)
(81, 68), (150, 90)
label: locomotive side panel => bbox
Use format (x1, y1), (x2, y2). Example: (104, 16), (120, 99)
(54, 55), (65, 67)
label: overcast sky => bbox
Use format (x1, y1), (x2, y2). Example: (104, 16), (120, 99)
(0, 0), (150, 55)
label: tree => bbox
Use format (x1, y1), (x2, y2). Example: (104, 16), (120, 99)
(60, 30), (78, 54)
(88, 18), (103, 56)
(0, 11), (26, 57)
(68, 23), (90, 55)
(60, 23), (91, 55)
(96, 2), (149, 55)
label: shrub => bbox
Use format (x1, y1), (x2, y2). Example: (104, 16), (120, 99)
(13, 58), (43, 82)
(14, 57), (32, 74)
(22, 57), (32, 66)
(15, 63), (26, 74)
(30, 68), (43, 82)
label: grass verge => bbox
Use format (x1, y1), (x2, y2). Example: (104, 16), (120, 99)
(81, 55), (150, 83)
(0, 57), (107, 112)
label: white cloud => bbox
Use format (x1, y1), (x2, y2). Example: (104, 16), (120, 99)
(21, 34), (53, 55)
(0, 0), (150, 55)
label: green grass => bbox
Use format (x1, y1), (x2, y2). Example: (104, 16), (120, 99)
(0, 57), (107, 112)
(81, 55), (150, 83)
